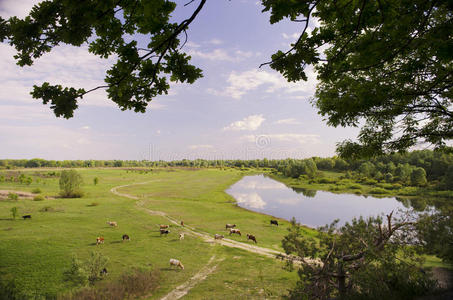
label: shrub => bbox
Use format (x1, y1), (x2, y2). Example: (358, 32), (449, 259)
(317, 177), (337, 184)
(370, 187), (389, 194)
(31, 188), (42, 194)
(93, 177), (99, 185)
(10, 207), (18, 219)
(59, 170), (84, 198)
(347, 184), (362, 190)
(7, 193), (18, 201)
(63, 252), (108, 287)
(33, 195), (45, 201)
(62, 269), (160, 300)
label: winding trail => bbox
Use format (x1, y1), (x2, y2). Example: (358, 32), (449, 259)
(110, 181), (296, 260)
(160, 255), (224, 300)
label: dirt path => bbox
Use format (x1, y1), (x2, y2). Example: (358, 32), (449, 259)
(159, 255), (224, 300)
(0, 190), (54, 200)
(110, 182), (310, 264)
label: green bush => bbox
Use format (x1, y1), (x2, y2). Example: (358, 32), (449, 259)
(370, 187), (389, 194)
(59, 170), (84, 198)
(317, 177), (337, 184)
(31, 188), (42, 194)
(33, 195), (45, 201)
(10, 207), (18, 219)
(347, 184), (362, 190)
(7, 193), (18, 201)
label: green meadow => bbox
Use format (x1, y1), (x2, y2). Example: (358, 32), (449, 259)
(0, 168), (302, 299)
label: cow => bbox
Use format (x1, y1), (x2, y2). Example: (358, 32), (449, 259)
(160, 224), (169, 229)
(96, 237), (105, 245)
(179, 233), (184, 240)
(247, 234), (257, 243)
(107, 221), (118, 227)
(214, 234), (224, 240)
(122, 234), (130, 241)
(100, 268), (108, 276)
(169, 258), (184, 270)
(160, 229), (170, 236)
(225, 224), (236, 230)
(270, 220), (279, 226)
(22, 215), (31, 220)
(229, 228), (241, 236)
(181, 221), (184, 227)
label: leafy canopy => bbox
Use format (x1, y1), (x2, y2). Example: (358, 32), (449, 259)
(262, 0), (453, 157)
(1, 0), (452, 156)
(0, 0), (205, 118)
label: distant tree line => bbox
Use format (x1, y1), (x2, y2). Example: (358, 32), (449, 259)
(2, 150), (453, 190)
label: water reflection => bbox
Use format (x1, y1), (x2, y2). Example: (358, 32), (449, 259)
(226, 175), (408, 228)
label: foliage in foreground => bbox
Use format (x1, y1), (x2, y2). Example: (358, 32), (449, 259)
(62, 268), (160, 300)
(63, 252), (109, 287)
(282, 213), (436, 300)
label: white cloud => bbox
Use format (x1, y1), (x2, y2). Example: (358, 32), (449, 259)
(274, 118), (302, 125)
(81, 126), (90, 130)
(242, 133), (320, 144)
(188, 144), (214, 150)
(207, 38), (223, 45)
(238, 180), (287, 190)
(187, 48), (255, 62)
(231, 192), (266, 209)
(208, 68), (317, 99)
(0, 0), (41, 18)
(282, 33), (300, 40)
(224, 114), (265, 131)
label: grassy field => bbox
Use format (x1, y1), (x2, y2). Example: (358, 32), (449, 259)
(0, 168), (300, 299)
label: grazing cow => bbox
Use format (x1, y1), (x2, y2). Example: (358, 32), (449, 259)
(270, 220), (279, 226)
(22, 215), (31, 220)
(160, 224), (169, 229)
(122, 234), (130, 241)
(181, 221), (184, 226)
(169, 258), (184, 270)
(229, 228), (241, 236)
(247, 234), (257, 243)
(96, 237), (105, 245)
(160, 229), (170, 236)
(107, 221), (118, 227)
(214, 234), (224, 240)
(179, 233), (184, 240)
(100, 268), (108, 276)
(225, 224), (236, 230)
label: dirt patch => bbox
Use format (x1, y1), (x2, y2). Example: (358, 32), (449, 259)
(0, 190), (53, 200)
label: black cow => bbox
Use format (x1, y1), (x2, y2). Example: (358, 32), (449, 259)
(247, 234), (257, 243)
(270, 220), (278, 226)
(160, 229), (170, 236)
(100, 268), (108, 276)
(122, 234), (130, 241)
(22, 215), (32, 220)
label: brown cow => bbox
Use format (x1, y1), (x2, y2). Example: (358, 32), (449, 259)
(229, 228), (241, 236)
(214, 234), (224, 240)
(160, 224), (169, 229)
(96, 237), (105, 245)
(247, 234), (257, 243)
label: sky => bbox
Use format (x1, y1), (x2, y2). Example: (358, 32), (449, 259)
(0, 0), (359, 161)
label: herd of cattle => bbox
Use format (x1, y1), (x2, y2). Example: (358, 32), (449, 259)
(94, 218), (280, 270)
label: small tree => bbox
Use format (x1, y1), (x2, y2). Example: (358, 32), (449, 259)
(282, 213), (435, 300)
(410, 168), (427, 187)
(59, 170), (84, 198)
(10, 207), (18, 219)
(8, 193), (18, 201)
(93, 177), (99, 185)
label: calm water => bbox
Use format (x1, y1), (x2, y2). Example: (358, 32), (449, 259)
(226, 175), (408, 228)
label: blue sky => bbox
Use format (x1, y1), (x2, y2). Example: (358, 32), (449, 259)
(0, 0), (359, 160)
